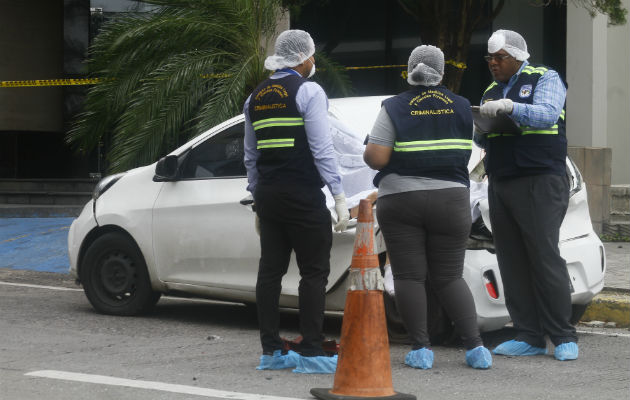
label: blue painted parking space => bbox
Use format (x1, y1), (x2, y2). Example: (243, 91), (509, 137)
(0, 218), (75, 273)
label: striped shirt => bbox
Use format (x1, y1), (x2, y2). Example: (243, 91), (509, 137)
(502, 61), (567, 128)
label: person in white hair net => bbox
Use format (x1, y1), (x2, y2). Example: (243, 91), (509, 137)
(363, 45), (492, 370)
(242, 29), (346, 373)
(477, 29), (576, 361)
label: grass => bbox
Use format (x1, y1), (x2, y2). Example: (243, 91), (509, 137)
(599, 233), (630, 242)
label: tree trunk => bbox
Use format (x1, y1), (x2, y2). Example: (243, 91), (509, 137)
(398, 0), (505, 93)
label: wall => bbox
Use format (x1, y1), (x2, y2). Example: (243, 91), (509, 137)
(606, 0), (630, 185)
(0, 0), (64, 132)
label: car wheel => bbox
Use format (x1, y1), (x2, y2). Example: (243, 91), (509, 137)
(570, 303), (590, 325)
(82, 232), (160, 315)
(383, 292), (410, 344)
(382, 284), (459, 346)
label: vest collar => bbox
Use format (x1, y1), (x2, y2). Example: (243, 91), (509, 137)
(496, 61), (529, 95)
(274, 68), (303, 78)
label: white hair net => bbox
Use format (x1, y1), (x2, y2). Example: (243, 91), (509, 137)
(407, 45), (444, 86)
(488, 29), (530, 61)
(264, 30), (315, 71)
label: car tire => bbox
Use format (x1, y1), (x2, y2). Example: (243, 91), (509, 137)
(383, 292), (410, 344)
(570, 303), (590, 325)
(82, 232), (161, 316)
(382, 284), (459, 346)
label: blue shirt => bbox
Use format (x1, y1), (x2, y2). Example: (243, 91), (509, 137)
(243, 70), (344, 195)
(499, 61), (567, 128)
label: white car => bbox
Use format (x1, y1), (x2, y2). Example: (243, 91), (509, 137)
(67, 96), (606, 336)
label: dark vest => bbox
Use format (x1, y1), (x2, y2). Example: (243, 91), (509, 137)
(248, 74), (322, 188)
(374, 85), (473, 187)
(481, 63), (567, 178)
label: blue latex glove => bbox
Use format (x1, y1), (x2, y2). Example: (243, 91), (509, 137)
(256, 350), (300, 370)
(554, 342), (578, 361)
(404, 348), (434, 369)
(292, 354), (338, 374)
(466, 346), (492, 369)
(493, 340), (547, 356)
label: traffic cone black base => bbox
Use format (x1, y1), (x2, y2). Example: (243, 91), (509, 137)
(311, 388), (416, 400)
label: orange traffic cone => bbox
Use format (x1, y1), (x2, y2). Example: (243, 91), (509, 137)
(311, 199), (415, 400)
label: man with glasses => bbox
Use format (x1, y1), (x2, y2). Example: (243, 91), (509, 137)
(475, 29), (578, 361)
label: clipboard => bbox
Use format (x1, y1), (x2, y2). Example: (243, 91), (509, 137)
(471, 106), (522, 135)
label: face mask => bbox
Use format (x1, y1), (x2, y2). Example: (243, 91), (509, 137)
(307, 59), (316, 78)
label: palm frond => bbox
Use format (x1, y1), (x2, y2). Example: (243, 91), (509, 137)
(67, 0), (352, 173)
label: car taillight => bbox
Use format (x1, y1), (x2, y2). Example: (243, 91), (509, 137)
(483, 271), (499, 299)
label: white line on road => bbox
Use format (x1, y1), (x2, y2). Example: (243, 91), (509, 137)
(0, 281), (82, 291)
(576, 329), (630, 338)
(25, 370), (305, 400)
(0, 280), (241, 305)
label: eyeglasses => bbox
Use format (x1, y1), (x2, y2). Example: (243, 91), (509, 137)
(484, 54), (512, 62)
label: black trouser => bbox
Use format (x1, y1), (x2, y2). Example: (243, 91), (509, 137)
(488, 173), (577, 347)
(254, 184), (332, 357)
(377, 187), (483, 350)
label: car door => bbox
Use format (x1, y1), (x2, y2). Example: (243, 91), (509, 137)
(152, 120), (261, 291)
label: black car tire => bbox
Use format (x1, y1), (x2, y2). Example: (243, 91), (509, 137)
(82, 232), (161, 315)
(383, 291), (410, 344)
(383, 284), (459, 346)
(570, 302), (590, 325)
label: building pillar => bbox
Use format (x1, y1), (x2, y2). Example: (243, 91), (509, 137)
(566, 4), (608, 147)
(566, 5), (612, 233)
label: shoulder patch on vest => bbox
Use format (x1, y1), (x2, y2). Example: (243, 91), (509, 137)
(519, 84), (532, 98)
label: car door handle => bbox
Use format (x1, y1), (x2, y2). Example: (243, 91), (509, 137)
(239, 194), (255, 211)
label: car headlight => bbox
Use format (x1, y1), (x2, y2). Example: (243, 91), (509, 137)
(93, 173), (126, 201)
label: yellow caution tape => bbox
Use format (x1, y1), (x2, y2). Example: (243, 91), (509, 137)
(345, 64), (407, 71)
(0, 78), (103, 87)
(446, 60), (467, 70)
(1, 61), (468, 88)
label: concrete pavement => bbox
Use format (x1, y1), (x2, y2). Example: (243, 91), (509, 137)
(0, 217), (628, 326)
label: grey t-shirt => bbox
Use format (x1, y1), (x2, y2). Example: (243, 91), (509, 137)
(368, 106), (465, 198)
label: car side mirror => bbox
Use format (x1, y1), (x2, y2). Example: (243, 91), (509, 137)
(154, 155), (179, 181)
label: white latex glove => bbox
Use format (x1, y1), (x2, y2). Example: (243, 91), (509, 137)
(479, 98), (513, 118)
(383, 264), (395, 297)
(255, 214), (260, 236)
(333, 193), (350, 232)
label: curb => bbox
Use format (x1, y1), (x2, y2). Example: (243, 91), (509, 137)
(581, 289), (630, 328)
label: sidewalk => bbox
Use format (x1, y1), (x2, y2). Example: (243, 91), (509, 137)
(581, 242), (630, 328)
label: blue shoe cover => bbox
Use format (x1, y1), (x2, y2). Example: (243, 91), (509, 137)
(554, 342), (578, 361)
(292, 354), (338, 374)
(256, 350), (300, 370)
(404, 348), (434, 369)
(493, 340), (547, 356)
(466, 346), (492, 369)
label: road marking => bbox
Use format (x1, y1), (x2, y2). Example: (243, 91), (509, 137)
(1, 226), (70, 243)
(25, 370), (304, 400)
(0, 281), (238, 304)
(576, 329), (630, 338)
(0, 281), (82, 291)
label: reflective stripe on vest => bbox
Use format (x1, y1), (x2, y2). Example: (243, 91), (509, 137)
(393, 138), (473, 152)
(488, 109), (565, 137)
(521, 65), (548, 75)
(252, 117), (304, 131)
(256, 138), (295, 149)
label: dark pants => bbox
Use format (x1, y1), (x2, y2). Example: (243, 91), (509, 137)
(488, 174), (577, 347)
(254, 184), (332, 356)
(377, 187), (482, 350)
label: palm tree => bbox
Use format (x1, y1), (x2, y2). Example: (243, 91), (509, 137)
(67, 0), (350, 173)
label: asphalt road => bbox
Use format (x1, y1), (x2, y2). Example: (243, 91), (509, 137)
(1, 269), (629, 400)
